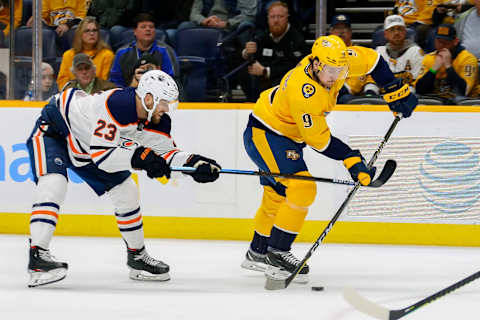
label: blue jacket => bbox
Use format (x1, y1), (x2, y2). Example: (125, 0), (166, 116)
(109, 40), (175, 87)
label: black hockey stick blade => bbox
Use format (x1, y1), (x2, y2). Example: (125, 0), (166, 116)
(343, 269), (480, 320)
(369, 159), (397, 188)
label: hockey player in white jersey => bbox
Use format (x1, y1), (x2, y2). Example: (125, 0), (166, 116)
(26, 70), (221, 287)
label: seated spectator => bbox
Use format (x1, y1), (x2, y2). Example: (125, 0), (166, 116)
(178, 0), (256, 46)
(364, 15), (424, 95)
(128, 53), (161, 87)
(24, 62), (58, 101)
(57, 16), (114, 89)
(0, 0), (22, 39)
(328, 14), (370, 103)
(109, 13), (176, 88)
(62, 53), (116, 94)
(26, 0), (87, 53)
(395, 0), (436, 50)
(455, 0), (480, 60)
(238, 1), (307, 102)
(415, 24), (478, 102)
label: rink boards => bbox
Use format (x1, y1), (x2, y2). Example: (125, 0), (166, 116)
(1, 100), (480, 246)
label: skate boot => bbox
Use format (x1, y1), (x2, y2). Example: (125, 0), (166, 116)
(127, 247), (170, 281)
(264, 249), (309, 284)
(240, 249), (268, 272)
(28, 244), (68, 288)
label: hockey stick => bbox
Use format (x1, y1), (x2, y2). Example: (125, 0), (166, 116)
(264, 115), (402, 290)
(343, 269), (480, 320)
(171, 163), (396, 188)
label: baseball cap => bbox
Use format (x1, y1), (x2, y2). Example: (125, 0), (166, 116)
(435, 24), (456, 40)
(134, 54), (161, 69)
(331, 14), (351, 28)
(73, 53), (93, 69)
(384, 15), (406, 30)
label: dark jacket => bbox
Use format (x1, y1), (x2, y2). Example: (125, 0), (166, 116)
(87, 0), (139, 28)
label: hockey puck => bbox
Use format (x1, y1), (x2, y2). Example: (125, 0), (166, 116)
(311, 286), (324, 291)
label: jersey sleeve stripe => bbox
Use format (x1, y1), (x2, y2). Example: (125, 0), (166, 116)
(91, 149), (108, 159)
(143, 127), (171, 138)
(94, 148), (116, 167)
(68, 134), (88, 156)
(162, 149), (178, 160)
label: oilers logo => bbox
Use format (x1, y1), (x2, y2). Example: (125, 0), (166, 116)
(302, 84), (315, 98)
(418, 141), (480, 214)
(120, 138), (138, 150)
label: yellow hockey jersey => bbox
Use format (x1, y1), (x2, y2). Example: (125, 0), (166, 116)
(252, 46), (379, 151)
(415, 48), (478, 97)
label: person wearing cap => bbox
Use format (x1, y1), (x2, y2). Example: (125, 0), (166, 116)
(364, 15), (424, 95)
(239, 1), (308, 102)
(415, 24), (478, 101)
(63, 53), (117, 94)
(129, 54), (162, 88)
(328, 14), (370, 103)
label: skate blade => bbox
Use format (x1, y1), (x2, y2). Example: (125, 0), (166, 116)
(264, 266), (309, 284)
(28, 268), (67, 288)
(240, 259), (267, 272)
(129, 269), (170, 281)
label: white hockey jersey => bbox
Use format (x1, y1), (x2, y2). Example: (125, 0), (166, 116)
(365, 44), (424, 94)
(55, 87), (190, 173)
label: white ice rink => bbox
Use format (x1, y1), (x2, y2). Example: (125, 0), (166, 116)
(1, 234), (479, 320)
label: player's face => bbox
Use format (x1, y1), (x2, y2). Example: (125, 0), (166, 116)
(312, 59), (346, 89)
(134, 21), (156, 43)
(150, 98), (169, 124)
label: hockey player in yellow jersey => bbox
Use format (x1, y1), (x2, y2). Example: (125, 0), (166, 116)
(241, 35), (418, 283)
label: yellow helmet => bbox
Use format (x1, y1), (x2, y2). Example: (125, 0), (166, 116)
(311, 35), (348, 67)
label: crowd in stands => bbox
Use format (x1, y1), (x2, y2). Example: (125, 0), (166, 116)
(0, 0), (478, 104)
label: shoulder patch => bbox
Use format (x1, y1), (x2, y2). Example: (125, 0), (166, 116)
(302, 83), (316, 98)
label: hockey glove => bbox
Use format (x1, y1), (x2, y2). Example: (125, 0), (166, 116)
(131, 147), (171, 179)
(382, 78), (418, 118)
(343, 150), (376, 186)
(184, 154), (221, 183)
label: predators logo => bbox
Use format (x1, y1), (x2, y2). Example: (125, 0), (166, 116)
(302, 83), (316, 98)
(286, 150), (300, 160)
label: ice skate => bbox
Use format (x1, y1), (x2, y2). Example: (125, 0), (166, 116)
(28, 245), (68, 288)
(127, 247), (170, 281)
(241, 249), (268, 272)
(264, 249), (309, 284)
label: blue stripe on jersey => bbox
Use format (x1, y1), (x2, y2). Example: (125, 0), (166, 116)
(144, 113), (172, 135)
(30, 218), (57, 226)
(119, 223), (143, 232)
(106, 88), (138, 126)
(95, 148), (116, 167)
(32, 202), (60, 210)
(64, 88), (77, 127)
(370, 56), (396, 88)
(115, 207), (140, 218)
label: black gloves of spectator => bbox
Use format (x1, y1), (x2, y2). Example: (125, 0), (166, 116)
(131, 147), (171, 179)
(184, 154), (221, 183)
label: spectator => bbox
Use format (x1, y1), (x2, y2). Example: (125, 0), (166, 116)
(26, 0), (87, 53)
(24, 62), (59, 101)
(179, 0), (256, 45)
(328, 14), (370, 103)
(62, 53), (116, 94)
(239, 1), (307, 102)
(129, 53), (161, 88)
(415, 24), (478, 102)
(395, 0), (437, 50)
(0, 0), (22, 38)
(109, 13), (176, 88)
(455, 0), (480, 59)
(139, 0), (194, 46)
(364, 15), (424, 95)
(57, 16), (114, 89)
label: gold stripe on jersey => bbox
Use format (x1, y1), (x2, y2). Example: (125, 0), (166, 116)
(251, 127), (280, 173)
(252, 47), (380, 151)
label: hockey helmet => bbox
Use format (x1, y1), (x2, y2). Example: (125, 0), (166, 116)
(136, 70), (179, 122)
(311, 35), (349, 80)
